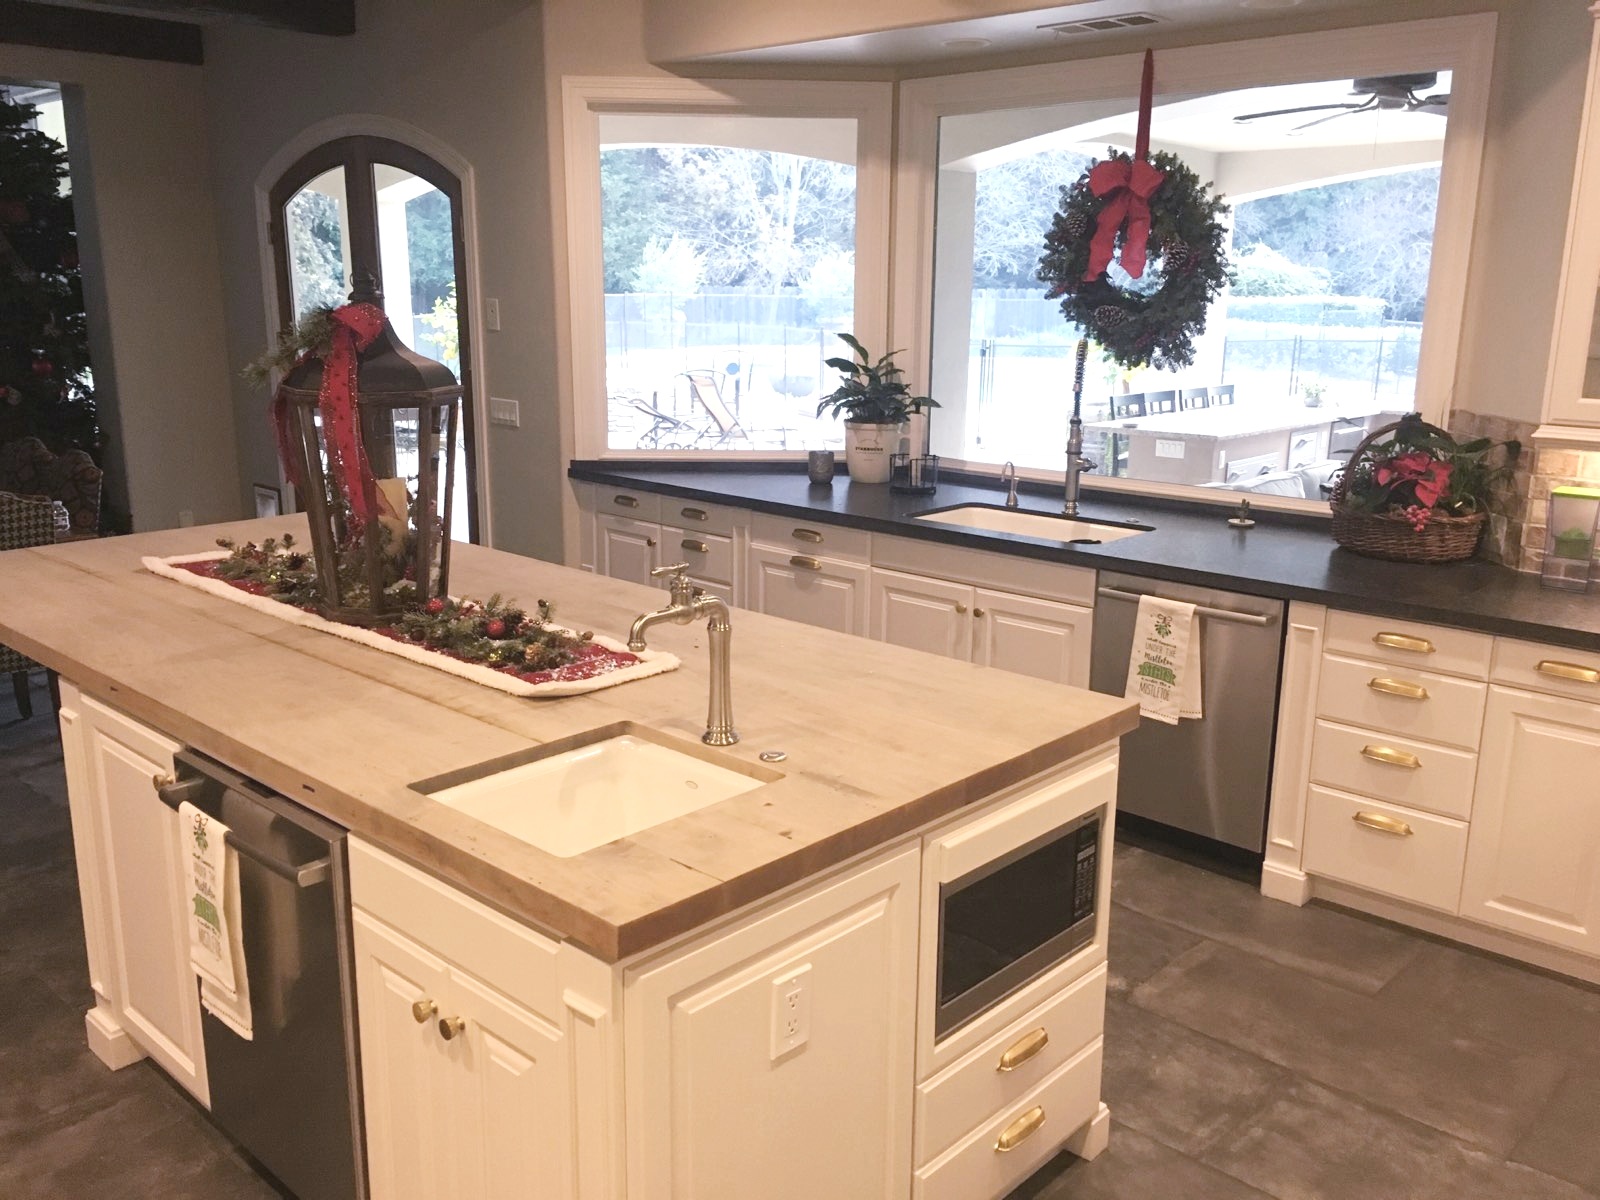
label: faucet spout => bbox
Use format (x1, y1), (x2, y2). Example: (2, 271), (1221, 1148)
(626, 564), (738, 746)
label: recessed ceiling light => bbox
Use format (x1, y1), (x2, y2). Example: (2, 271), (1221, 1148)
(944, 37), (993, 50)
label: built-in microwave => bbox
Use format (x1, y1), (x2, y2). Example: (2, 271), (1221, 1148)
(934, 808), (1102, 1038)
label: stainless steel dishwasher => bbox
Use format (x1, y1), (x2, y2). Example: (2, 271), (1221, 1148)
(1089, 571), (1285, 856)
(157, 750), (366, 1200)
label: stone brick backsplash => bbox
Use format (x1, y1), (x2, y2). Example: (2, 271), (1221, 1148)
(1522, 444), (1600, 577)
(1447, 410), (1538, 569)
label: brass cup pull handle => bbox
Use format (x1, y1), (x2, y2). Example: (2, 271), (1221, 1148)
(612, 494), (640, 509)
(995, 1106), (1046, 1153)
(1353, 811), (1414, 837)
(412, 999), (437, 1024)
(1368, 677), (1428, 701)
(681, 539), (709, 554)
(1374, 632), (1435, 654)
(792, 528), (824, 544)
(996, 1028), (1049, 1073)
(955, 603), (968, 615)
(680, 507), (709, 521)
(437, 1016), (467, 1041)
(1360, 745), (1422, 770)
(1538, 660), (1600, 685)
(790, 555), (822, 571)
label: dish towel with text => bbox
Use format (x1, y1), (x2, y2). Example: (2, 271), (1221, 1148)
(1124, 595), (1203, 724)
(179, 801), (254, 1039)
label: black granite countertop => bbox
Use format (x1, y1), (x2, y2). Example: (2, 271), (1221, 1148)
(569, 461), (1600, 654)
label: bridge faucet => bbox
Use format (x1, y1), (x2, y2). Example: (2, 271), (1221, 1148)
(627, 564), (738, 746)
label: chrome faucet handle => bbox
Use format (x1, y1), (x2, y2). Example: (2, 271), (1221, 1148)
(1001, 461), (1020, 508)
(650, 562), (695, 604)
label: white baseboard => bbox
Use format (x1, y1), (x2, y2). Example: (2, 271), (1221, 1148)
(1063, 1102), (1111, 1162)
(85, 1004), (146, 1070)
(1259, 862), (1312, 906)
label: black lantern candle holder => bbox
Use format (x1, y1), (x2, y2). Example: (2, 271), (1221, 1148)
(278, 277), (462, 626)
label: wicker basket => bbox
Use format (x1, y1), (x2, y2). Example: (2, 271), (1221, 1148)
(1329, 419), (1487, 564)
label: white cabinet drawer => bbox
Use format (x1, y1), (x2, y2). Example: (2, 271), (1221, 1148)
(747, 545), (869, 635)
(1492, 638), (1600, 703)
(751, 511), (871, 562)
(1317, 654), (1488, 751)
(914, 1039), (1102, 1200)
(1308, 719), (1477, 821)
(1302, 786), (1469, 913)
(661, 525), (734, 586)
(1325, 610), (1492, 680)
(597, 487), (660, 522)
(349, 838), (563, 1022)
(663, 497), (741, 537)
(915, 964), (1105, 1165)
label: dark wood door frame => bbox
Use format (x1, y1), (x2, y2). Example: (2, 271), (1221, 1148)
(267, 136), (480, 543)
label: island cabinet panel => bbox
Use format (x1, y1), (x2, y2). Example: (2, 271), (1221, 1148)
(596, 513), (660, 587)
(624, 843), (920, 1200)
(58, 682), (209, 1105)
(747, 544), (869, 635)
(1460, 686), (1600, 955)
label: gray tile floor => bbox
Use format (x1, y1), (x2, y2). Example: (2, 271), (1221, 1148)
(2, 672), (1597, 1199)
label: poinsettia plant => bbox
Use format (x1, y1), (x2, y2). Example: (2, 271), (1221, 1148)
(1339, 414), (1519, 531)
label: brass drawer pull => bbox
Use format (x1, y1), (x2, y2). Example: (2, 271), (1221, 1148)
(681, 539), (709, 554)
(1368, 677), (1428, 701)
(997, 1028), (1049, 1072)
(1360, 745), (1421, 770)
(612, 494), (640, 509)
(437, 1016), (467, 1041)
(790, 555), (822, 571)
(995, 1106), (1046, 1153)
(1374, 632), (1435, 654)
(412, 999), (437, 1024)
(1538, 660), (1600, 685)
(792, 528), (824, 543)
(680, 506), (709, 521)
(1353, 811), (1414, 837)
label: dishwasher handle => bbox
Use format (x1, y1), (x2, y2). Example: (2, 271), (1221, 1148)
(1096, 585), (1277, 628)
(155, 773), (332, 889)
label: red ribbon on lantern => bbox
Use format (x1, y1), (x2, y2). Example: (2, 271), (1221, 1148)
(1083, 49), (1165, 282)
(271, 302), (390, 526)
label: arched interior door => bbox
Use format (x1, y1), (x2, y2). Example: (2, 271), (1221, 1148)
(269, 136), (479, 543)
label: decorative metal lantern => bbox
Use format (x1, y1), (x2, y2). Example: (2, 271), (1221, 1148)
(278, 275), (462, 626)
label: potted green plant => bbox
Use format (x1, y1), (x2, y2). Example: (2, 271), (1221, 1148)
(816, 334), (937, 484)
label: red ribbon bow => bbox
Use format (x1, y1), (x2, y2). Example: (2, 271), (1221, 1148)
(272, 301), (390, 526)
(1082, 157), (1165, 282)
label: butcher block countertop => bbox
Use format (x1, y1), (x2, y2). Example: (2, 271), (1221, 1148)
(0, 517), (1136, 962)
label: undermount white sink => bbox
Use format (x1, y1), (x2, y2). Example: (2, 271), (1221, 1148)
(425, 730), (772, 858)
(913, 505), (1152, 545)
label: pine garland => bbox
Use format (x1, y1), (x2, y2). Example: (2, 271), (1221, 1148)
(1038, 149), (1232, 372)
(210, 535), (593, 672)
(242, 306), (337, 386)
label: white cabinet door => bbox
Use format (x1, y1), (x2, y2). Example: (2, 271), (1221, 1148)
(352, 911), (457, 1200)
(973, 588), (1093, 689)
(748, 545), (868, 635)
(447, 968), (575, 1200)
(65, 689), (208, 1103)
(625, 845), (920, 1200)
(596, 514), (660, 586)
(870, 567), (973, 662)
(1460, 685), (1600, 953)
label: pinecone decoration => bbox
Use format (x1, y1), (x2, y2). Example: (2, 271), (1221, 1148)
(1162, 239), (1192, 270)
(1093, 305), (1129, 329)
(1064, 209), (1090, 241)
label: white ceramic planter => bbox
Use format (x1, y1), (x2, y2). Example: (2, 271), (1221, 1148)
(844, 421), (904, 484)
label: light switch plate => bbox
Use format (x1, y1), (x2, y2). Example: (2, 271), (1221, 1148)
(1155, 439), (1186, 459)
(489, 397), (520, 428)
(485, 298), (501, 331)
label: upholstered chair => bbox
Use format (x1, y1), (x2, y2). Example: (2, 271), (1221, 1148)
(0, 490), (56, 719)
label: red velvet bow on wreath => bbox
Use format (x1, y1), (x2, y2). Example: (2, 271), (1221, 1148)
(1083, 49), (1163, 282)
(270, 302), (390, 526)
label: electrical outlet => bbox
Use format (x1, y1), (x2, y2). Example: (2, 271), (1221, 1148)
(486, 297), (501, 332)
(489, 397), (520, 428)
(769, 964), (812, 1060)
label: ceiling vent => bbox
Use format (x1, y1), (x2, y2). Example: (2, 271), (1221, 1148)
(1039, 12), (1162, 36)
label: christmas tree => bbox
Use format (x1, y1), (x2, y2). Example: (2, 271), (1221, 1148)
(0, 94), (100, 455)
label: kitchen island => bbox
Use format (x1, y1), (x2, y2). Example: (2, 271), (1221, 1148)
(0, 517), (1137, 1200)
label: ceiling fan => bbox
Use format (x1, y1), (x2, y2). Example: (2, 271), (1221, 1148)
(1233, 73), (1450, 133)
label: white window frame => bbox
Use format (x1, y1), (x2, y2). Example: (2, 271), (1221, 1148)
(891, 14), (1496, 509)
(560, 76), (894, 461)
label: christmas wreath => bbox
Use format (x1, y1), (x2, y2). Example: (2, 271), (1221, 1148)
(1037, 148), (1231, 372)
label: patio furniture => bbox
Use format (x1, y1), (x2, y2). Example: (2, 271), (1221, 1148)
(1, 490), (56, 719)
(1211, 384), (1236, 406)
(624, 394), (705, 450)
(1145, 390), (1179, 414)
(1109, 392), (1147, 419)
(1179, 387), (1211, 410)
(681, 371), (753, 448)
(0, 437), (102, 536)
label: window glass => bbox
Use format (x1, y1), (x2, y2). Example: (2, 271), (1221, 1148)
(283, 166), (351, 321)
(598, 114), (858, 452)
(930, 73), (1448, 500)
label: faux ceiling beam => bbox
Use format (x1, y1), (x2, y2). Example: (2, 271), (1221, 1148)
(86, 0), (354, 35)
(0, 1), (204, 64)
